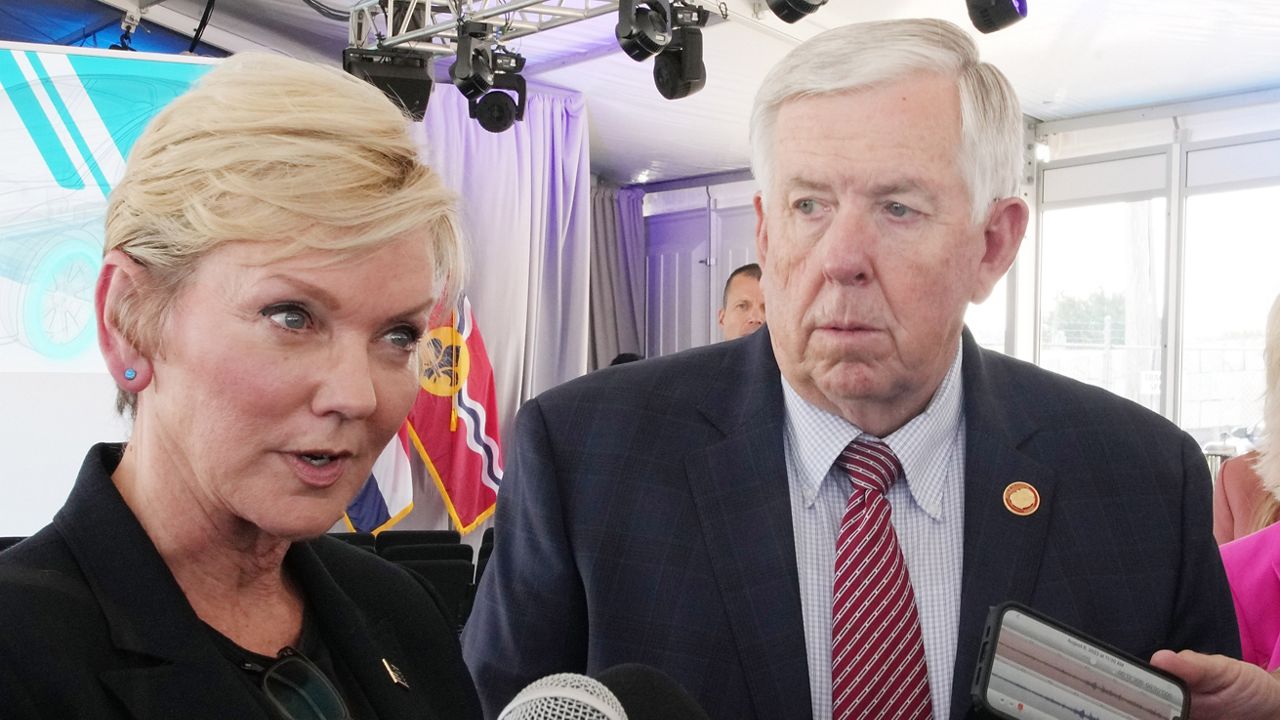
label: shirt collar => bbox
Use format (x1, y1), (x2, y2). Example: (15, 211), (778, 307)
(782, 342), (965, 520)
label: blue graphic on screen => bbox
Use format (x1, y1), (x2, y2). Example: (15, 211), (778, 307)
(0, 46), (210, 369)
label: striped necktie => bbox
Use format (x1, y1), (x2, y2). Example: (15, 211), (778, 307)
(832, 437), (932, 719)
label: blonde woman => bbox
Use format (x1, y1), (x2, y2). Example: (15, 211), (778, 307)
(1155, 296), (1280, 717)
(0, 54), (480, 719)
(1243, 294), (1280, 532)
(1213, 294), (1280, 541)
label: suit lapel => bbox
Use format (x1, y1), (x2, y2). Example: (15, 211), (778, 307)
(54, 445), (272, 720)
(58, 449), (433, 719)
(686, 329), (813, 720)
(288, 542), (428, 719)
(947, 335), (1058, 719)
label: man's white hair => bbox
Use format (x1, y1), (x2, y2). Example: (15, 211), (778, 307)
(749, 18), (1024, 224)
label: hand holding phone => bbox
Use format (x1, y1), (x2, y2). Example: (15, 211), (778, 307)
(971, 602), (1189, 720)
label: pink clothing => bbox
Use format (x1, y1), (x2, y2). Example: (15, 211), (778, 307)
(1220, 520), (1280, 671)
(1213, 451), (1270, 544)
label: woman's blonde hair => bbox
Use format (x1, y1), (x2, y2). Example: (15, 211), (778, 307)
(105, 52), (462, 415)
(1250, 294), (1280, 531)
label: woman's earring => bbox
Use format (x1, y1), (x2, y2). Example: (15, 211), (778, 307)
(123, 368), (137, 381)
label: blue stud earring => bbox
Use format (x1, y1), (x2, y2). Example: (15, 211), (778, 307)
(123, 368), (137, 381)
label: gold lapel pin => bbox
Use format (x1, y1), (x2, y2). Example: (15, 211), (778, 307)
(383, 658), (410, 690)
(1002, 481), (1040, 516)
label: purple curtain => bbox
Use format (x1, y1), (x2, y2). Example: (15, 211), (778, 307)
(589, 183), (646, 369)
(399, 82), (591, 536)
(414, 81), (591, 437)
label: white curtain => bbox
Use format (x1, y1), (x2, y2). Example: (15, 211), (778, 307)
(589, 182), (647, 369)
(400, 82), (592, 534)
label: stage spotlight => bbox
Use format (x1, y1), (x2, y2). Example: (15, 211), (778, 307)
(765, 0), (826, 24)
(450, 21), (494, 100)
(468, 49), (526, 133)
(471, 71), (527, 133)
(652, 3), (709, 100)
(449, 23), (527, 133)
(966, 0), (1027, 33)
(670, 2), (709, 31)
(616, 0), (672, 61)
(108, 12), (138, 51)
(343, 47), (433, 121)
(108, 31), (136, 51)
(654, 29), (704, 99)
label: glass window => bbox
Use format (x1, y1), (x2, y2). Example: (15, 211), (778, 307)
(966, 276), (1008, 353)
(1038, 199), (1168, 413)
(1180, 184), (1280, 456)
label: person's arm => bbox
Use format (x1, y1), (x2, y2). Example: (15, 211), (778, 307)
(1150, 649), (1280, 719)
(1213, 459), (1234, 545)
(1168, 435), (1243, 657)
(462, 397), (589, 718)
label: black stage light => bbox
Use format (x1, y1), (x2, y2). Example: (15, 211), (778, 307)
(471, 71), (527, 133)
(108, 31), (136, 51)
(654, 28), (705, 99)
(450, 21), (494, 100)
(343, 47), (433, 121)
(670, 2), (708, 30)
(492, 49), (525, 75)
(966, 0), (1027, 33)
(765, 0), (826, 24)
(616, 0), (672, 61)
(652, 3), (709, 100)
(449, 22), (527, 133)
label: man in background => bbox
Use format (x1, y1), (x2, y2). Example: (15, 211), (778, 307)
(719, 262), (765, 340)
(465, 18), (1239, 720)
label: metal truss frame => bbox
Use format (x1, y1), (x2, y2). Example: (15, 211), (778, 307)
(349, 0), (624, 54)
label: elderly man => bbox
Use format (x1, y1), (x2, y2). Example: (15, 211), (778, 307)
(719, 262), (766, 340)
(464, 18), (1238, 720)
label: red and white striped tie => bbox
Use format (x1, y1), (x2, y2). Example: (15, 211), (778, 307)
(832, 438), (932, 719)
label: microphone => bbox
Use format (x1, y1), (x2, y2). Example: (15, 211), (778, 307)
(496, 673), (627, 720)
(496, 664), (711, 720)
(594, 664), (711, 720)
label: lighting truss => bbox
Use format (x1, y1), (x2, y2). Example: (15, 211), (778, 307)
(350, 0), (625, 54)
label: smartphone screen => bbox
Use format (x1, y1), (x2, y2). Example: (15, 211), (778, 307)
(977, 604), (1188, 720)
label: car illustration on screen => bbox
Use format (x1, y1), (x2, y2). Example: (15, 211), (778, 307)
(0, 47), (208, 362)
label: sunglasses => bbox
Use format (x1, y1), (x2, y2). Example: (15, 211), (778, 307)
(258, 647), (352, 720)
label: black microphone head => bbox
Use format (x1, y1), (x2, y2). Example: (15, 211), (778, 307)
(497, 673), (627, 720)
(594, 664), (711, 720)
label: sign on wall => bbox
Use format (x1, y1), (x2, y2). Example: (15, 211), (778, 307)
(0, 43), (215, 535)
(0, 43), (212, 373)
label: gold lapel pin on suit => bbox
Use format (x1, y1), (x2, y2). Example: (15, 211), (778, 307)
(1002, 481), (1040, 516)
(383, 658), (411, 690)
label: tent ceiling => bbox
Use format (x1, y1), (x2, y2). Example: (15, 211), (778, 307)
(9, 0), (1280, 185)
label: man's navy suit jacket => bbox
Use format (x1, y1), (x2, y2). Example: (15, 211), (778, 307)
(463, 327), (1239, 719)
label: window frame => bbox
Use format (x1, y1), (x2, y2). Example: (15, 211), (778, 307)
(1024, 125), (1280, 428)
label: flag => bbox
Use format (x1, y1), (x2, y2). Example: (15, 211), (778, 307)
(344, 425), (415, 534)
(405, 295), (503, 534)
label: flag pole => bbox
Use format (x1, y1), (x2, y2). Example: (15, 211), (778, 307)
(449, 307), (459, 433)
